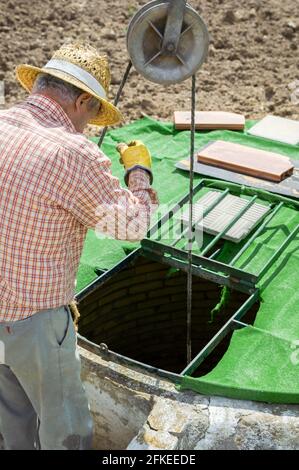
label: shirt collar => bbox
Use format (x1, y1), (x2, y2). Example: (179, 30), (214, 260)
(24, 94), (77, 133)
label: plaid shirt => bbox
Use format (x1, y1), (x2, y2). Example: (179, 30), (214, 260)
(0, 94), (158, 321)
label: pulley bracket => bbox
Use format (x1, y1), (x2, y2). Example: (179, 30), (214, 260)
(126, 0), (209, 85)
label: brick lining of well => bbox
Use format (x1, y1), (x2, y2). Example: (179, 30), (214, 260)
(78, 256), (259, 375)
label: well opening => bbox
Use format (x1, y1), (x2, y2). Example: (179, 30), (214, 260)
(78, 255), (259, 376)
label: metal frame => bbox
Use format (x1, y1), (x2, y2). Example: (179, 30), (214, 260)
(142, 179), (299, 285)
(181, 290), (259, 376)
(76, 179), (299, 379)
(141, 238), (258, 294)
(142, 180), (299, 376)
(77, 334), (182, 384)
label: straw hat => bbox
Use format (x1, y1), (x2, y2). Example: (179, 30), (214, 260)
(16, 42), (123, 126)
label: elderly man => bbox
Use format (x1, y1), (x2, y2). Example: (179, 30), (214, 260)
(0, 42), (158, 450)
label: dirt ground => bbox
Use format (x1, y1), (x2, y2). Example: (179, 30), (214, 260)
(0, 0), (298, 135)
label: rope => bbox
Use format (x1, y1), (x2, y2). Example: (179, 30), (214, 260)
(187, 74), (196, 365)
(98, 60), (133, 148)
(69, 300), (81, 331)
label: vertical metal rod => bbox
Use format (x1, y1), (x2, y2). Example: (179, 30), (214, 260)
(162, 0), (187, 53)
(187, 75), (196, 365)
(98, 60), (133, 148)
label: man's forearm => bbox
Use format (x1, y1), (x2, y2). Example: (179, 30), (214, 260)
(125, 168), (159, 240)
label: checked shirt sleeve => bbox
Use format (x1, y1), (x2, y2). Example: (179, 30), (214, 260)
(69, 155), (159, 241)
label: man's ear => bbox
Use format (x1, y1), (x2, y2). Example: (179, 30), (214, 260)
(75, 92), (92, 111)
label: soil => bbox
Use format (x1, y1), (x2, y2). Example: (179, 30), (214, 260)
(0, 0), (298, 136)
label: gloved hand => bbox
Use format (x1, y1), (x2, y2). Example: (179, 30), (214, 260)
(116, 140), (153, 186)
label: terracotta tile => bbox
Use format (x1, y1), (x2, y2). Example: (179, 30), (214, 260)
(197, 140), (294, 182)
(174, 111), (245, 130)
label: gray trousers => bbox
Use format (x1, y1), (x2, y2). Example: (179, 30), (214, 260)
(0, 305), (93, 450)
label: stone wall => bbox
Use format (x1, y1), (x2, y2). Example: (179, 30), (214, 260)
(79, 342), (299, 450)
(2, 340), (298, 450)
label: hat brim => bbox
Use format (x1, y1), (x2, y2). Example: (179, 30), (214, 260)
(16, 64), (123, 127)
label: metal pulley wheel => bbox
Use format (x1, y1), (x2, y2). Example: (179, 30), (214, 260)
(127, 0), (209, 85)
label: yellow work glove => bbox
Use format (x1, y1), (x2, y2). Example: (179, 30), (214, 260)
(116, 140), (153, 186)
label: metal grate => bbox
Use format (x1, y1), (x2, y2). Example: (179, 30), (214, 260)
(178, 191), (270, 243)
(141, 180), (299, 294)
(77, 179), (299, 380)
(140, 179), (299, 376)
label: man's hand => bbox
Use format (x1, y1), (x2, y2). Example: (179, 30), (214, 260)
(116, 140), (153, 186)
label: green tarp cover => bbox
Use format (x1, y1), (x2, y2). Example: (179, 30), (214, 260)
(77, 117), (299, 403)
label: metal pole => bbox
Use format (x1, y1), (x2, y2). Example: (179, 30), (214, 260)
(187, 75), (196, 365)
(98, 60), (133, 148)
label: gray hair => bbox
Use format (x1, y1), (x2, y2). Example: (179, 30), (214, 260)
(32, 73), (100, 111)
